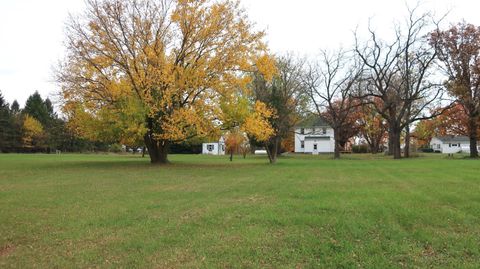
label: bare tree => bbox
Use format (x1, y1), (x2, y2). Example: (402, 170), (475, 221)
(303, 50), (364, 159)
(355, 5), (445, 159)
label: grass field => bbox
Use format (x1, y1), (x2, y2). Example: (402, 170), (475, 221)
(0, 153), (479, 268)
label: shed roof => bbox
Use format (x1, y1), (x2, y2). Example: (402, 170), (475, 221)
(434, 136), (470, 143)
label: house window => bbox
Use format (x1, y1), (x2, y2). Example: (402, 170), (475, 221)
(221, 145), (225, 151)
(300, 128), (304, 134)
(313, 144), (317, 150)
(207, 144), (214, 151)
(449, 143), (451, 148)
(301, 141), (304, 148)
(322, 128), (327, 135)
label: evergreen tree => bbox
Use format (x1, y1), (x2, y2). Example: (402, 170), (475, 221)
(23, 91), (58, 128)
(44, 98), (56, 120)
(23, 92), (62, 152)
(10, 100), (20, 114)
(0, 92), (8, 110)
(0, 92), (14, 152)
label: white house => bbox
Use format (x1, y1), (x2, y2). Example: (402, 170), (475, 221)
(202, 137), (226, 155)
(430, 136), (480, 154)
(294, 117), (335, 154)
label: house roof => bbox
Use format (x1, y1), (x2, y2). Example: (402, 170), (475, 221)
(296, 115), (330, 128)
(433, 136), (471, 143)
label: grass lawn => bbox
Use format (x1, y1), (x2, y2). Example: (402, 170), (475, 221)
(0, 153), (479, 268)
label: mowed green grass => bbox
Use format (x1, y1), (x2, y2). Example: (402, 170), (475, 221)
(0, 153), (479, 268)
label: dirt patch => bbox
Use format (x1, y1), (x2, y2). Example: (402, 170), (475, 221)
(0, 244), (15, 257)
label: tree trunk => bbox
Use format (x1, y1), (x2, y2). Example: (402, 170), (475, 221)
(468, 116), (479, 158)
(265, 137), (279, 164)
(387, 126), (394, 156)
(404, 123), (410, 158)
(333, 129), (341, 159)
(372, 143), (379, 154)
(392, 129), (402, 159)
(142, 146), (146, 158)
(229, 151), (233, 162)
(370, 136), (380, 154)
(276, 139), (282, 157)
(144, 134), (169, 164)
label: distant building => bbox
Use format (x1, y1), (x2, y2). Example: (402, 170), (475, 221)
(430, 136), (480, 154)
(202, 137), (225, 155)
(294, 117), (335, 154)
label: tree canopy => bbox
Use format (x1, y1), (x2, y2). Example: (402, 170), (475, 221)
(57, 0), (275, 164)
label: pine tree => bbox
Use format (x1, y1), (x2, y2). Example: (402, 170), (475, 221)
(10, 100), (20, 114)
(0, 92), (14, 152)
(24, 91), (51, 127)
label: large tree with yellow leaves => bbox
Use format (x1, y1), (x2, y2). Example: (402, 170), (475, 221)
(57, 0), (269, 164)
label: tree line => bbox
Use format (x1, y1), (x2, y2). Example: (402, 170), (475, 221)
(4, 0), (479, 164)
(0, 91), (112, 153)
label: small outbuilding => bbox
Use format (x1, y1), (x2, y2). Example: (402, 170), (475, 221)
(202, 137), (225, 155)
(430, 136), (480, 154)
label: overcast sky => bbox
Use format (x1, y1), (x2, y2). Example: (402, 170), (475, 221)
(1, 0), (479, 106)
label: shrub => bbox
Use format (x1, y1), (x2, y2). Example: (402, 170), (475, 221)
(109, 143), (123, 153)
(352, 144), (368, 153)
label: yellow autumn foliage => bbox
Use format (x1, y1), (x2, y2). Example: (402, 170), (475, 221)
(255, 54), (278, 82)
(242, 101), (276, 142)
(57, 0), (268, 162)
(22, 115), (45, 148)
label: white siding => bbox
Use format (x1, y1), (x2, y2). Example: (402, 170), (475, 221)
(430, 138), (442, 151)
(430, 137), (479, 154)
(202, 142), (225, 155)
(441, 143), (462, 154)
(305, 138), (333, 153)
(294, 128), (306, 153)
(294, 126), (335, 153)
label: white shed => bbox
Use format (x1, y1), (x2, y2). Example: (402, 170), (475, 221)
(202, 137), (225, 155)
(430, 136), (480, 154)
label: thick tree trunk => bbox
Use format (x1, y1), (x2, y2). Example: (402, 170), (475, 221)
(371, 143), (379, 154)
(333, 129), (341, 159)
(144, 134), (169, 164)
(387, 126), (394, 156)
(387, 119), (402, 159)
(370, 136), (381, 154)
(468, 116), (479, 158)
(404, 124), (410, 158)
(387, 117), (402, 159)
(392, 130), (402, 159)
